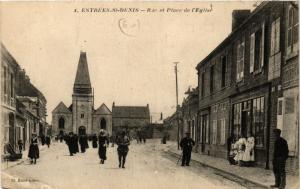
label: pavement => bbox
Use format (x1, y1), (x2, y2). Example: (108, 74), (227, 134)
(164, 141), (300, 189)
(1, 144), (47, 170)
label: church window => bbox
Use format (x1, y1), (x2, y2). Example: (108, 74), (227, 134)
(59, 117), (65, 129)
(81, 114), (84, 119)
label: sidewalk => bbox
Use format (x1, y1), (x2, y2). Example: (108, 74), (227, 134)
(164, 141), (299, 189)
(2, 144), (48, 170)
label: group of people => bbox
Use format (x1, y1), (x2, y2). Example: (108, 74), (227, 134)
(63, 130), (130, 168)
(227, 134), (255, 167)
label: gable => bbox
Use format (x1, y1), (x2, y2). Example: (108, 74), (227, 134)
(94, 103), (112, 115)
(112, 106), (150, 118)
(52, 102), (72, 114)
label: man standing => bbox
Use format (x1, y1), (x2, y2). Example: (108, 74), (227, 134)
(180, 132), (195, 166)
(116, 131), (130, 168)
(271, 129), (289, 189)
(45, 135), (51, 148)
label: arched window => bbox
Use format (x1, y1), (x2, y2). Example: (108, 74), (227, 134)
(100, 118), (106, 129)
(59, 117), (65, 129)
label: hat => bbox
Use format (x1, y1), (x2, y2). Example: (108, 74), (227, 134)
(273, 129), (281, 133)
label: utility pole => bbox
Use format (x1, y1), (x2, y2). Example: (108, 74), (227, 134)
(174, 62), (180, 150)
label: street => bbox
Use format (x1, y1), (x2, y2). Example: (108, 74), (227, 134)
(2, 139), (246, 189)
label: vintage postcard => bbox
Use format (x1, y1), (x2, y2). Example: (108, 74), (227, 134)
(0, 1), (299, 189)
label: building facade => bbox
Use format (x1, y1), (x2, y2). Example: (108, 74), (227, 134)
(196, 1), (298, 173)
(112, 103), (150, 135)
(1, 43), (48, 153)
(52, 52), (113, 136)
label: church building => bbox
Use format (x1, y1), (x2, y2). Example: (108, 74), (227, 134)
(52, 52), (112, 136)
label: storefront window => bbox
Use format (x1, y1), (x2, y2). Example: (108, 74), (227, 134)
(232, 96), (265, 147)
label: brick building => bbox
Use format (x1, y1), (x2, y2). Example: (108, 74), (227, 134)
(196, 1), (298, 173)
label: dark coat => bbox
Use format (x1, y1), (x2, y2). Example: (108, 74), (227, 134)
(116, 135), (130, 153)
(180, 137), (195, 152)
(28, 137), (39, 159)
(45, 136), (51, 145)
(98, 135), (109, 160)
(92, 135), (98, 148)
(273, 137), (289, 160)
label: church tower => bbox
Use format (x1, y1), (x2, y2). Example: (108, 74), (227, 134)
(72, 51), (94, 135)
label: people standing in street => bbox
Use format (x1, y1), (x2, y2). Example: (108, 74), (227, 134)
(271, 129), (289, 189)
(66, 132), (75, 156)
(79, 135), (86, 153)
(243, 134), (255, 166)
(179, 132), (195, 166)
(18, 139), (23, 154)
(28, 133), (39, 164)
(45, 135), (51, 148)
(98, 130), (109, 164)
(92, 134), (98, 148)
(41, 134), (46, 146)
(74, 134), (79, 154)
(116, 131), (130, 168)
(236, 135), (247, 166)
(84, 134), (89, 149)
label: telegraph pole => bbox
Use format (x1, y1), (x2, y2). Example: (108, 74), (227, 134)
(174, 62), (180, 150)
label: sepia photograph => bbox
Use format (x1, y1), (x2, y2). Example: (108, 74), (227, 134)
(0, 1), (299, 189)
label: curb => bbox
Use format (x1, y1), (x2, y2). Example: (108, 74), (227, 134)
(166, 150), (269, 189)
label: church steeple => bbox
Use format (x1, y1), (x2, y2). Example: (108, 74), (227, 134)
(73, 51), (92, 94)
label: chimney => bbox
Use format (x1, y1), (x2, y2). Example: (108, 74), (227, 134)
(232, 10), (251, 31)
(160, 112), (163, 120)
(112, 102), (115, 107)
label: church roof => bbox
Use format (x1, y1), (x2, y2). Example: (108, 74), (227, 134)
(73, 51), (92, 94)
(52, 102), (72, 114)
(94, 103), (112, 115)
(112, 105), (150, 119)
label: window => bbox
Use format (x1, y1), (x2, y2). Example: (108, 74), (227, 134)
(210, 65), (214, 93)
(236, 40), (245, 81)
(219, 119), (226, 145)
(221, 56), (227, 87)
(205, 116), (209, 144)
(253, 97), (264, 147)
(212, 120), (217, 144)
(233, 103), (242, 137)
(269, 18), (281, 80)
(287, 5), (298, 54)
(81, 114), (84, 118)
(250, 23), (265, 73)
(201, 73), (205, 97)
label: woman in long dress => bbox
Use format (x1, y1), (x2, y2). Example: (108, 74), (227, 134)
(243, 135), (255, 166)
(28, 133), (39, 164)
(98, 130), (109, 164)
(92, 134), (98, 148)
(237, 135), (247, 166)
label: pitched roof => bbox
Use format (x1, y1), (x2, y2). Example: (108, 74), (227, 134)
(94, 103), (112, 115)
(112, 105), (150, 119)
(73, 51), (92, 94)
(52, 102), (72, 114)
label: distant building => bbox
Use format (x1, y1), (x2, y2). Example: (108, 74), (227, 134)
(52, 52), (112, 136)
(112, 102), (150, 135)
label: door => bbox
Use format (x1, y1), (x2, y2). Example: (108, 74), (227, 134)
(201, 115), (207, 153)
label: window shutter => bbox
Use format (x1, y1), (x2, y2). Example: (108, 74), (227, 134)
(271, 21), (275, 56)
(241, 41), (245, 78)
(250, 33), (255, 73)
(260, 22), (265, 68)
(275, 18), (280, 54)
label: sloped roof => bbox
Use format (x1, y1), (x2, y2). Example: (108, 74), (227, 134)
(73, 51), (92, 94)
(52, 102), (72, 114)
(112, 105), (150, 119)
(94, 103), (112, 115)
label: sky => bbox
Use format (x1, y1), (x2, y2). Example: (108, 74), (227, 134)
(1, 1), (255, 123)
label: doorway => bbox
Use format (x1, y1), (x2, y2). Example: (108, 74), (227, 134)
(9, 113), (15, 148)
(100, 118), (106, 130)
